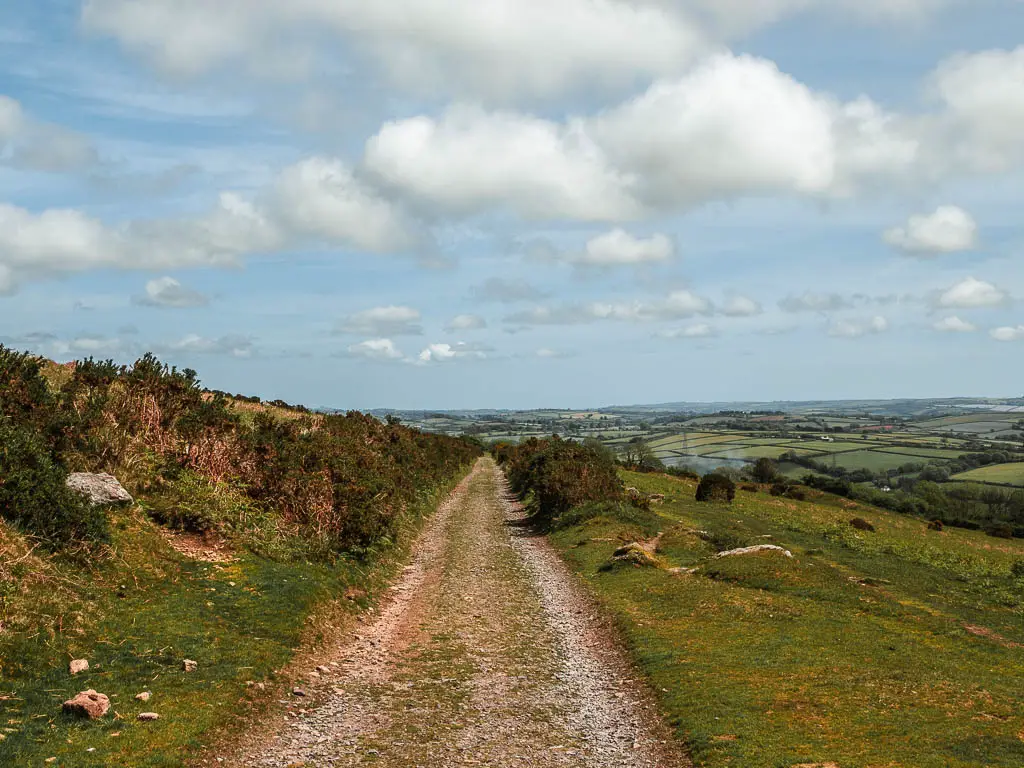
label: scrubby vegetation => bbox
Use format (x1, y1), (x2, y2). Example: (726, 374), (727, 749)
(494, 437), (623, 525)
(0, 345), (478, 766)
(0, 348), (477, 559)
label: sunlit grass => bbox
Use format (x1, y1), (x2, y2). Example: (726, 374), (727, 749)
(550, 470), (1024, 768)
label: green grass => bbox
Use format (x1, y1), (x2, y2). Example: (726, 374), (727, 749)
(549, 470), (1024, 768)
(0, 474), (466, 767)
(827, 449), (917, 473)
(952, 463), (1024, 487)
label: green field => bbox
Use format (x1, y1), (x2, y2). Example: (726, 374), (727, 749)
(550, 470), (1024, 768)
(952, 463), (1024, 487)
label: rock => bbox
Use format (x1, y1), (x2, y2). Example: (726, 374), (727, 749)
(603, 543), (663, 570)
(292, 688), (306, 697)
(69, 659), (89, 675)
(137, 712), (160, 722)
(135, 692), (151, 702)
(62, 689), (110, 719)
(316, 665), (330, 674)
(182, 659), (198, 673)
(65, 473), (133, 506)
(714, 544), (793, 559)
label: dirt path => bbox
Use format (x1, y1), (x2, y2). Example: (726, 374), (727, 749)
(223, 458), (687, 768)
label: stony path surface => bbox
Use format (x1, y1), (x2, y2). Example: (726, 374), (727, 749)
(224, 458), (687, 768)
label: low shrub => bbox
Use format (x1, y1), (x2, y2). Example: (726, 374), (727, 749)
(850, 517), (876, 532)
(986, 523), (1014, 540)
(496, 437), (622, 524)
(928, 519), (944, 531)
(696, 473), (736, 504)
(0, 423), (109, 550)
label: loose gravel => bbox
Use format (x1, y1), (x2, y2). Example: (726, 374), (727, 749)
(221, 458), (688, 768)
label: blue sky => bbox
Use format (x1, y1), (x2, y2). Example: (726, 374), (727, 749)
(1, 0), (1023, 409)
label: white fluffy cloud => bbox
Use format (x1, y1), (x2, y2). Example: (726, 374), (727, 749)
(505, 289), (711, 326)
(364, 54), (925, 219)
(81, 0), (964, 103)
(273, 158), (420, 252)
(445, 314), (488, 332)
(883, 206), (978, 255)
(0, 157), (419, 293)
(828, 316), (889, 338)
(0, 95), (98, 172)
(135, 276), (210, 308)
(339, 306), (423, 336)
(935, 277), (1010, 309)
(933, 315), (977, 333)
(930, 46), (1024, 171)
(577, 229), (674, 267)
(164, 334), (254, 357)
(418, 342), (488, 364)
(347, 338), (405, 361)
(991, 326), (1024, 342)
(720, 296), (763, 317)
(365, 107), (642, 221)
(82, 0), (705, 101)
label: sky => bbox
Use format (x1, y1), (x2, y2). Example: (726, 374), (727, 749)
(1, 1), (1023, 410)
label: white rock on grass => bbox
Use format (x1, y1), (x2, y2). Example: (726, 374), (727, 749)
(69, 659), (89, 675)
(65, 473), (133, 506)
(135, 691), (152, 702)
(714, 544), (793, 559)
(183, 659), (198, 673)
(137, 712), (160, 722)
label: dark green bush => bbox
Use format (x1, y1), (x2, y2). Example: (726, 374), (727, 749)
(850, 517), (876, 532)
(496, 437), (621, 524)
(0, 422), (109, 549)
(696, 473), (736, 503)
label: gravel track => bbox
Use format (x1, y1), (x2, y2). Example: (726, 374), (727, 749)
(223, 458), (687, 768)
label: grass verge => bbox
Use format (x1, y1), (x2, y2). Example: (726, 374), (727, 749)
(0, 470), (469, 767)
(549, 469), (1024, 768)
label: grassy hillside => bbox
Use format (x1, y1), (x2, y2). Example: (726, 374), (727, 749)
(549, 470), (1024, 767)
(0, 348), (479, 765)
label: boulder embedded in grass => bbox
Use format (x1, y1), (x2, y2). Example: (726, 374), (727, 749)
(182, 659), (198, 673)
(69, 659), (89, 675)
(714, 544), (793, 560)
(62, 690), (109, 719)
(66, 473), (133, 506)
(603, 543), (663, 570)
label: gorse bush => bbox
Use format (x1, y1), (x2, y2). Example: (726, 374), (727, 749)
(0, 345), (480, 558)
(0, 422), (109, 550)
(696, 473), (737, 503)
(494, 437), (622, 525)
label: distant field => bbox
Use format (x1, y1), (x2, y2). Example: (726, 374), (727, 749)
(827, 450), (914, 473)
(704, 445), (822, 461)
(952, 463), (1024, 487)
(873, 446), (967, 460)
